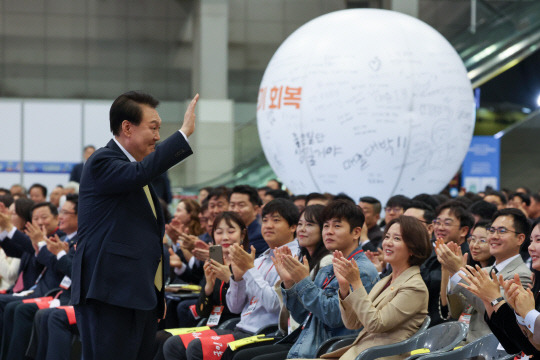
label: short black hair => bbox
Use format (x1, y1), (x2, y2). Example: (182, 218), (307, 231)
(109, 91), (160, 136)
(230, 185), (262, 207)
(207, 186), (231, 202)
(436, 200), (474, 230)
(463, 192), (483, 203)
(492, 208), (530, 236)
(484, 190), (507, 205)
(322, 199), (365, 231)
(291, 194), (307, 202)
(359, 196), (382, 214)
(262, 198), (299, 227)
(333, 193), (355, 204)
(65, 194), (79, 214)
(265, 189), (290, 200)
(268, 179), (283, 189)
(408, 200), (436, 224)
(306, 192), (330, 204)
(468, 200), (497, 222)
(29, 183), (47, 198)
(0, 188), (10, 195)
(0, 194), (14, 208)
(511, 192), (531, 207)
(31, 202), (58, 217)
(385, 195), (411, 210)
(412, 193), (440, 211)
(454, 196), (473, 208)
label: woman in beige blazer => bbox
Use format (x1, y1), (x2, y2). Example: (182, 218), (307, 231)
(323, 215), (432, 360)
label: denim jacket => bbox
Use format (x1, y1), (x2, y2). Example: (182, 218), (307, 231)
(282, 246), (379, 358)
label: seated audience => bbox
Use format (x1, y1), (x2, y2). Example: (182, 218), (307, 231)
(440, 208), (532, 340)
(28, 184), (47, 204)
(163, 198), (300, 360)
(358, 196), (383, 248)
(323, 215), (431, 360)
(420, 200), (473, 326)
(483, 190), (507, 210)
(379, 195), (410, 231)
(229, 185), (267, 257)
(234, 201), (378, 360)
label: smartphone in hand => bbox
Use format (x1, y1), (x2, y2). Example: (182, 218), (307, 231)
(209, 245), (224, 264)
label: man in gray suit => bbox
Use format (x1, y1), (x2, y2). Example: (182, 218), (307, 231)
(438, 208), (532, 340)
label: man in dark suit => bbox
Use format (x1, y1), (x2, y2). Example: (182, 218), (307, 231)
(69, 145), (95, 183)
(71, 91), (198, 360)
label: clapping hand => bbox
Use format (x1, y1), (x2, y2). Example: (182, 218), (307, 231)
(333, 250), (362, 299)
(435, 238), (468, 275)
(365, 250), (384, 272)
(272, 246), (295, 288)
(229, 244), (255, 281)
(504, 274), (535, 318)
(458, 265), (503, 303)
(46, 234), (68, 255)
(24, 223), (47, 245)
(192, 240), (210, 261)
(281, 253), (310, 284)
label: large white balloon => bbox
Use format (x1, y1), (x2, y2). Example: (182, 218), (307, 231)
(256, 9), (475, 204)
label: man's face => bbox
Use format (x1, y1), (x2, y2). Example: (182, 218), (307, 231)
(261, 212), (296, 249)
(322, 217), (360, 255)
(359, 202), (379, 229)
(29, 188), (46, 203)
(404, 208), (433, 237)
(198, 209), (211, 233)
(488, 215), (524, 262)
(528, 197), (540, 219)
(10, 185), (24, 197)
(58, 201), (77, 234)
(126, 104), (161, 161)
(229, 193), (258, 226)
(507, 195), (525, 210)
(293, 199), (306, 213)
(267, 180), (280, 190)
(208, 196), (229, 222)
(262, 194), (274, 206)
(433, 208), (465, 244)
(83, 147), (95, 161)
(32, 206), (58, 235)
(384, 204), (403, 223)
(484, 195), (505, 210)
(49, 187), (63, 208)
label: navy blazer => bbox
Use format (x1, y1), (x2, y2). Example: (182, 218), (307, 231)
(71, 131), (192, 312)
(1, 229), (66, 296)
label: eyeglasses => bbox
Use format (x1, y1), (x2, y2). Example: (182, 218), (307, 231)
(486, 227), (520, 236)
(59, 210), (76, 216)
(468, 236), (488, 245)
(385, 207), (403, 213)
(432, 219), (459, 228)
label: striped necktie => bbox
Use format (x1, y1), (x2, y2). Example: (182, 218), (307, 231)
(143, 185), (162, 291)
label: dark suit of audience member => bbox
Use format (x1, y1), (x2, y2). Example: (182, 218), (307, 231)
(1, 234), (76, 360)
(247, 218), (267, 257)
(69, 163), (84, 183)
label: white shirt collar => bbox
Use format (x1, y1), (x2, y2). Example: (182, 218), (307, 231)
(66, 231), (77, 240)
(113, 138), (136, 163)
(494, 254), (520, 271)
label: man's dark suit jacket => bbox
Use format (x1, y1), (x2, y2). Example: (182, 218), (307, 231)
(71, 131), (192, 314)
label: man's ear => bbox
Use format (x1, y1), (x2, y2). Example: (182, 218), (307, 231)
(121, 120), (132, 137)
(289, 224), (297, 234)
(516, 233), (526, 247)
(459, 226), (469, 240)
(351, 226), (362, 240)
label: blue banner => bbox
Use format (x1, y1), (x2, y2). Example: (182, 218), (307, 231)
(461, 136), (500, 192)
(0, 161), (76, 174)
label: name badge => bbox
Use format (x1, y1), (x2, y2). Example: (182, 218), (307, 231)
(59, 276), (72, 290)
(207, 306), (224, 327)
(243, 296), (258, 317)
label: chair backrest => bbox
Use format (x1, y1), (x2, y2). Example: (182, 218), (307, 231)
(418, 333), (517, 360)
(356, 320), (466, 360)
(412, 321), (468, 353)
(217, 317), (240, 330)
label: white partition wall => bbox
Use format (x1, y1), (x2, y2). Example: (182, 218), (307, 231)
(0, 100), (23, 187)
(0, 99), (112, 194)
